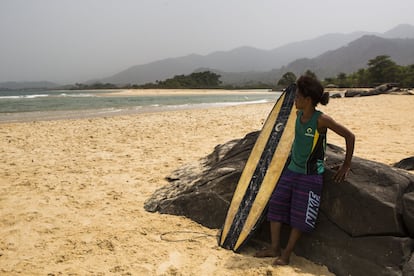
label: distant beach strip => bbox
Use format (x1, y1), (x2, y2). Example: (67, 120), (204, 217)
(0, 89), (281, 123)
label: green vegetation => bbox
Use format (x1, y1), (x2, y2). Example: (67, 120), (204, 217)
(72, 56), (413, 91)
(134, 71), (222, 89)
(276, 70), (318, 88)
(73, 82), (119, 90)
(277, 72), (297, 86)
(321, 55), (414, 88)
(278, 56), (413, 88)
(71, 71), (223, 90)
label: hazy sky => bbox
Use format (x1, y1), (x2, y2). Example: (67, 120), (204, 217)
(1, 0), (414, 84)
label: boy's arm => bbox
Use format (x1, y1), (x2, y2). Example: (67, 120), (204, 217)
(318, 114), (355, 183)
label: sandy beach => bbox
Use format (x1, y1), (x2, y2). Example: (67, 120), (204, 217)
(0, 92), (413, 275)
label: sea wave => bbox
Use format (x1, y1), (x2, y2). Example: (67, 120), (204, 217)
(0, 94), (49, 99)
(0, 91), (279, 116)
(0, 98), (275, 123)
(59, 93), (96, 97)
(144, 98), (272, 111)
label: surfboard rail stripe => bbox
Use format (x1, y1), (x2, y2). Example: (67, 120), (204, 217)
(219, 84), (296, 251)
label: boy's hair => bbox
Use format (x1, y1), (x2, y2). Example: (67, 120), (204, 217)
(297, 75), (329, 106)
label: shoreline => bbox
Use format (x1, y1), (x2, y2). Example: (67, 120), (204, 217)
(0, 100), (274, 124)
(0, 89), (280, 123)
(96, 88), (276, 96)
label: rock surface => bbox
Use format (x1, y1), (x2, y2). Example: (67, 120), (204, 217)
(344, 83), (414, 97)
(144, 131), (414, 276)
(394, 157), (414, 171)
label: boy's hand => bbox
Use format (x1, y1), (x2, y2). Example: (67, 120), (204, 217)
(332, 164), (351, 183)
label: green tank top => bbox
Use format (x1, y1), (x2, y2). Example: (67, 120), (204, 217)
(288, 110), (326, 175)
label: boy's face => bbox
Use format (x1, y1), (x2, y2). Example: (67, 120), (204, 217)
(294, 89), (308, 110)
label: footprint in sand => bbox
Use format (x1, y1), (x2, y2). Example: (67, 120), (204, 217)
(200, 255), (218, 275)
(156, 251), (182, 275)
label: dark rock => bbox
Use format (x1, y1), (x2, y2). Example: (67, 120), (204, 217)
(403, 254), (414, 276)
(344, 84), (399, 98)
(374, 83), (398, 93)
(144, 131), (414, 276)
(297, 213), (413, 276)
(402, 193), (414, 237)
(144, 133), (257, 228)
(362, 90), (381, 96)
(322, 149), (413, 237)
(344, 90), (363, 97)
(394, 157), (414, 170)
(330, 93), (342, 98)
(345, 89), (382, 97)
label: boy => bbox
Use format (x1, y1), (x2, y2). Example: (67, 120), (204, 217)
(255, 75), (355, 265)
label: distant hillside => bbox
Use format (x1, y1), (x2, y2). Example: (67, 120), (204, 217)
(99, 32), (374, 85)
(280, 35), (414, 79)
(202, 35), (414, 85)
(0, 81), (59, 90)
(383, 24), (414, 38)
(95, 24), (414, 86)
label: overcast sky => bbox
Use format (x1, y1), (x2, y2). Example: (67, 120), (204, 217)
(1, 0), (414, 84)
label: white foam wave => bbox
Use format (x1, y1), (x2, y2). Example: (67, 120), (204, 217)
(24, 94), (49, 99)
(0, 94), (49, 99)
(59, 93), (96, 97)
(151, 98), (273, 111)
(0, 96), (21, 99)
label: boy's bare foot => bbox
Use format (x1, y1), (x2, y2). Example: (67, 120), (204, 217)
(254, 248), (281, 258)
(273, 255), (289, 266)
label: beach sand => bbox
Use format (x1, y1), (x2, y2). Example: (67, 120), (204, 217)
(0, 93), (413, 275)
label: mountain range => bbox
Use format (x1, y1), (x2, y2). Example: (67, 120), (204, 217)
(1, 24), (414, 89)
(98, 24), (414, 86)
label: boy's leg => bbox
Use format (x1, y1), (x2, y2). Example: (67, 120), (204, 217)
(256, 169), (294, 258)
(270, 221), (282, 255)
(255, 221), (282, 257)
(273, 173), (322, 264)
(274, 227), (302, 265)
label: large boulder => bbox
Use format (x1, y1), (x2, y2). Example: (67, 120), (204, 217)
(145, 133), (255, 228)
(295, 213), (413, 276)
(321, 147), (413, 237)
(403, 193), (414, 237)
(394, 157), (414, 171)
(344, 83), (399, 97)
(404, 254), (414, 275)
(144, 131), (414, 276)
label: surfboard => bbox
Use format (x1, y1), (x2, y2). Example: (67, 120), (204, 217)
(218, 83), (297, 252)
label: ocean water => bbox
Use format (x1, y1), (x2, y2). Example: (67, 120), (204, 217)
(0, 89), (281, 122)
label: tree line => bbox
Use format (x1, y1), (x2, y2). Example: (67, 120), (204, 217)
(278, 55), (414, 88)
(135, 71), (222, 89)
(71, 71), (222, 90)
(72, 55), (413, 90)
